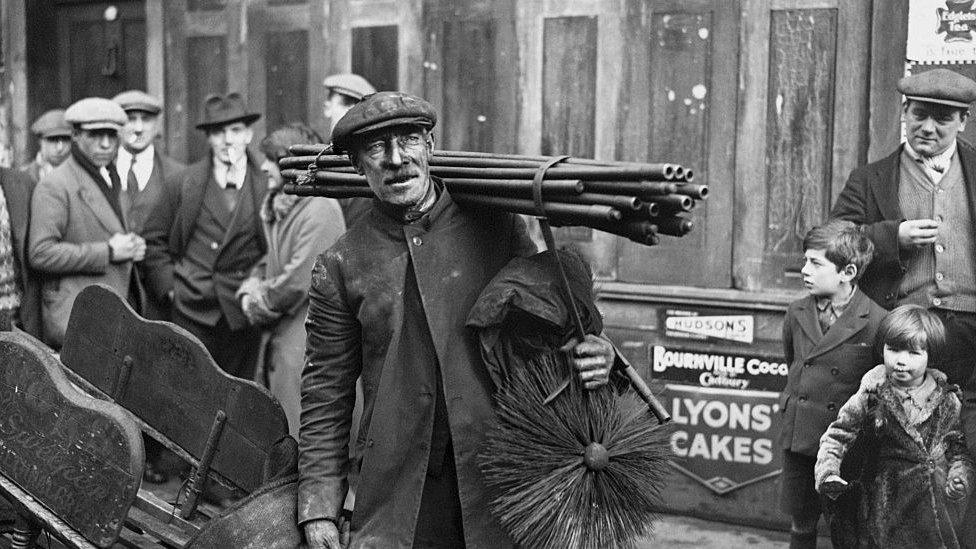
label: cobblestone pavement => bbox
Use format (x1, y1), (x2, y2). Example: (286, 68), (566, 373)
(638, 514), (832, 548)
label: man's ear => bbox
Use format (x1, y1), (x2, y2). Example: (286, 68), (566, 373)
(840, 263), (857, 283)
(426, 132), (435, 153)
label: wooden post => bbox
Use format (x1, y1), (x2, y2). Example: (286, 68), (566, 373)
(179, 410), (228, 520)
(0, 0), (28, 168)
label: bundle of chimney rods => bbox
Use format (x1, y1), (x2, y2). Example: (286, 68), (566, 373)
(279, 144), (707, 246)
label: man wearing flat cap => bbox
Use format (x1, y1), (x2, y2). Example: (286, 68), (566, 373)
(323, 73), (377, 228)
(28, 97), (146, 349)
(21, 109), (72, 184)
(832, 68), (976, 547)
(113, 90), (184, 237)
(142, 92), (267, 379)
(299, 91), (616, 549)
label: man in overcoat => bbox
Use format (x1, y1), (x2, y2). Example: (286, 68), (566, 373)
(323, 73), (376, 228)
(141, 93), (267, 379)
(28, 98), (146, 349)
(830, 68), (976, 547)
(113, 90), (184, 321)
(299, 91), (616, 549)
(0, 167), (41, 337)
(20, 109), (72, 184)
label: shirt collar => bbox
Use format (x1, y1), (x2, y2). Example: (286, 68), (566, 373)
(816, 285), (856, 311)
(212, 153), (248, 189)
(118, 144), (155, 165)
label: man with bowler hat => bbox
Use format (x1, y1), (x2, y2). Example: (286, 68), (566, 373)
(299, 91), (615, 549)
(832, 67), (976, 547)
(323, 73), (376, 228)
(28, 97), (145, 349)
(20, 109), (72, 184)
(142, 93), (267, 379)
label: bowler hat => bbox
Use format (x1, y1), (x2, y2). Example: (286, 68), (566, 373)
(898, 68), (976, 109)
(196, 93), (261, 131)
(323, 74), (376, 101)
(30, 109), (72, 139)
(113, 90), (162, 115)
(331, 91), (437, 153)
(64, 97), (128, 131)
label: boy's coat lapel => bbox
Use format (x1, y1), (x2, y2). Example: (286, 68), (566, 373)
(806, 290), (872, 361)
(794, 295), (823, 344)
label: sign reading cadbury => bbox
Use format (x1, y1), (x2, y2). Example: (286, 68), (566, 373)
(651, 344), (788, 494)
(908, 0), (976, 63)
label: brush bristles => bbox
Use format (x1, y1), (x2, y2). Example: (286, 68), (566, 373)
(480, 353), (673, 548)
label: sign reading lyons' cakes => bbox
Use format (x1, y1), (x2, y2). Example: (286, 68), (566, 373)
(907, 0), (976, 64)
(651, 344), (788, 494)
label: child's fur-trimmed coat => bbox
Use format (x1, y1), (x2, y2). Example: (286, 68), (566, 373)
(815, 368), (975, 549)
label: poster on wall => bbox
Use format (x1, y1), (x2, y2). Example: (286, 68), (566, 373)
(650, 344), (788, 494)
(907, 0), (976, 64)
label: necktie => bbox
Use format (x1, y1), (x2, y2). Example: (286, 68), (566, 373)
(224, 163), (239, 212)
(126, 156), (140, 197)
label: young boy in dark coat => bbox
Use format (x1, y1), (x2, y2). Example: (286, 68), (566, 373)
(778, 219), (888, 549)
(816, 305), (974, 549)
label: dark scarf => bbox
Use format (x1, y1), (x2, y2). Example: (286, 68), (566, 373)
(71, 144), (125, 228)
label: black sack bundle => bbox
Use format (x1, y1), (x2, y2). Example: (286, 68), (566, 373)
(467, 250), (672, 549)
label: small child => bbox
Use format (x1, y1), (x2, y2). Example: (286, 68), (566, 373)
(778, 219), (887, 549)
(815, 305), (974, 549)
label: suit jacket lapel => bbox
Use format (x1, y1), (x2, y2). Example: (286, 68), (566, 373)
(794, 295), (823, 344)
(73, 162), (124, 234)
(871, 146), (905, 221)
(807, 290), (871, 360)
(180, 159), (213, 245)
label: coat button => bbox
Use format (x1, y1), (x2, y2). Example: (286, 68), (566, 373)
(799, 396), (807, 402)
(827, 402), (836, 411)
(933, 297), (943, 307)
(831, 368), (839, 375)
(367, 439), (374, 447)
(210, 241), (219, 250)
(412, 236), (423, 246)
(803, 363), (810, 368)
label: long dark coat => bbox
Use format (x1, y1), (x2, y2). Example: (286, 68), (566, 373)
(816, 369), (975, 549)
(0, 168), (41, 338)
(778, 289), (887, 456)
(298, 186), (536, 548)
(829, 139), (976, 311)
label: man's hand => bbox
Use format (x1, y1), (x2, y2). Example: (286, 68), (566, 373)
(241, 292), (280, 326)
(563, 334), (615, 390)
(947, 476), (969, 501)
(897, 219), (940, 249)
(108, 233), (142, 262)
(305, 518), (347, 549)
(130, 234), (146, 262)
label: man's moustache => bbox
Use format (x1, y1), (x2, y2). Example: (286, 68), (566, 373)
(385, 173), (418, 184)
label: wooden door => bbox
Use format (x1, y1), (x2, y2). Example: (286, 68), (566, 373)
(423, 0), (519, 153)
(613, 0), (738, 288)
(56, 1), (147, 105)
(734, 0), (871, 291)
(163, 0), (422, 163)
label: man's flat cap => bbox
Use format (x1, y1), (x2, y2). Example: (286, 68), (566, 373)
(323, 73), (376, 101)
(64, 97), (127, 131)
(898, 68), (976, 108)
(196, 92), (261, 130)
(331, 91), (437, 153)
(113, 90), (162, 115)
(30, 109), (72, 138)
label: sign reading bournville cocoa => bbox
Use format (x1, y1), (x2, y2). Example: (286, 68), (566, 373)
(651, 344), (788, 494)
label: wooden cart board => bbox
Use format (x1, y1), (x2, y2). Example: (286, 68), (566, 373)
(60, 284), (290, 493)
(0, 331), (143, 548)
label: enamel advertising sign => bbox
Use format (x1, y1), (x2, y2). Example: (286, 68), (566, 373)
(907, 0), (976, 64)
(651, 344), (788, 494)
